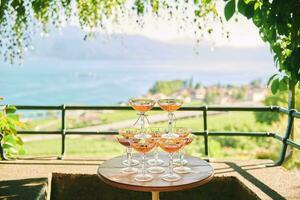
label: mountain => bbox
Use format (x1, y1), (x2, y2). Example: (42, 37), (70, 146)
(27, 26), (273, 63)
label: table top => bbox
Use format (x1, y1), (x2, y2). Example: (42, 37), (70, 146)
(97, 153), (214, 192)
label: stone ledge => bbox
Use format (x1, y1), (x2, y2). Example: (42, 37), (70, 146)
(0, 157), (299, 200)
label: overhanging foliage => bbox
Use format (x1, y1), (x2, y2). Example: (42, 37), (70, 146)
(0, 0), (221, 63)
(224, 0), (300, 92)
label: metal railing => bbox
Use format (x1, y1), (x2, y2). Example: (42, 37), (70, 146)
(1, 105), (300, 166)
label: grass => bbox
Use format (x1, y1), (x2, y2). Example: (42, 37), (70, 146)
(22, 110), (166, 130)
(24, 136), (123, 157)
(21, 101), (203, 131)
(22, 112), (276, 155)
(152, 111), (283, 133)
(21, 111), (300, 169)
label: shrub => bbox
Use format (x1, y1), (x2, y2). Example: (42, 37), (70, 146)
(0, 105), (25, 159)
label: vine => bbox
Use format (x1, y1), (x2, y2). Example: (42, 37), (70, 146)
(0, 0), (221, 64)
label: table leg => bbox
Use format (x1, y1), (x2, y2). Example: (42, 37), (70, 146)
(152, 191), (159, 200)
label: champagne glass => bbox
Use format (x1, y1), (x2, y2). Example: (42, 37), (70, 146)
(146, 128), (165, 174)
(173, 135), (194, 174)
(129, 98), (155, 139)
(131, 138), (156, 182)
(159, 138), (185, 182)
(119, 128), (140, 166)
(173, 127), (192, 166)
(116, 136), (138, 174)
(158, 99), (183, 139)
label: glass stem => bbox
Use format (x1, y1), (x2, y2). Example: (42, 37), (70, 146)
(141, 113), (145, 133)
(169, 153), (174, 176)
(154, 147), (158, 165)
(168, 112), (173, 134)
(142, 153), (146, 176)
(125, 147), (129, 164)
(180, 149), (184, 168)
(128, 147), (132, 168)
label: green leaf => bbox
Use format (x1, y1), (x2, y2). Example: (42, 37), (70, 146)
(271, 78), (280, 94)
(19, 148), (26, 155)
(151, 0), (159, 14)
(278, 79), (288, 91)
(7, 114), (19, 121)
(15, 136), (24, 145)
(224, 0), (235, 21)
(267, 74), (277, 86)
(254, 2), (261, 10)
(244, 2), (255, 19)
(4, 135), (17, 145)
(5, 106), (16, 114)
(134, 0), (145, 15)
(237, 0), (247, 16)
(6, 146), (18, 154)
(8, 123), (17, 134)
(3, 142), (14, 149)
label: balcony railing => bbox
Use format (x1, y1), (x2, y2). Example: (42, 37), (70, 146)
(1, 105), (300, 166)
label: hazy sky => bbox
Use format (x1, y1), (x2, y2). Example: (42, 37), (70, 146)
(76, 0), (265, 48)
(122, 16), (264, 48)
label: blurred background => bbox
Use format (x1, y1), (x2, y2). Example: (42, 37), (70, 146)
(0, 8), (298, 171)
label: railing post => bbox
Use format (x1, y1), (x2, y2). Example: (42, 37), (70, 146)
(0, 132), (7, 160)
(0, 105), (8, 160)
(269, 109), (295, 166)
(58, 104), (66, 160)
(203, 106), (209, 161)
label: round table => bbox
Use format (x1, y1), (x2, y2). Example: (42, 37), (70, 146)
(97, 153), (214, 200)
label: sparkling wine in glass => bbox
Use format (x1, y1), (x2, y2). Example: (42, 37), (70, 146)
(146, 128), (165, 174)
(129, 98), (155, 139)
(116, 136), (138, 174)
(173, 127), (192, 166)
(159, 138), (184, 182)
(119, 128), (140, 166)
(158, 99), (183, 139)
(173, 135), (194, 174)
(131, 138), (156, 182)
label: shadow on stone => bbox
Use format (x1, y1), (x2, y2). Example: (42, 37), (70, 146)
(51, 173), (260, 200)
(0, 178), (48, 200)
(225, 162), (286, 200)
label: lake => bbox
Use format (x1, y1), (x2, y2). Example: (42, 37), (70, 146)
(0, 58), (275, 105)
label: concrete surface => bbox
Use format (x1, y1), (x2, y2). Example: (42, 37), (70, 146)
(0, 156), (299, 200)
